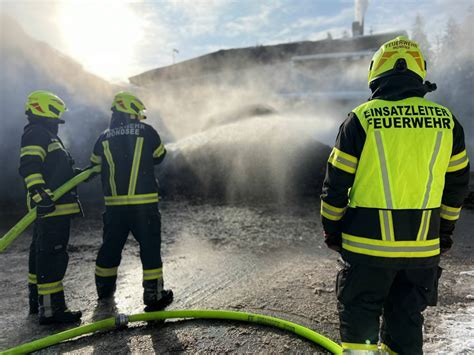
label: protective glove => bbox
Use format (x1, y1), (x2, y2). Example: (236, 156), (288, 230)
(30, 187), (56, 217)
(324, 231), (342, 253)
(440, 233), (453, 255)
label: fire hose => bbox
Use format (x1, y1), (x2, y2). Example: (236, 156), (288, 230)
(0, 166), (343, 353)
(1, 309), (343, 354)
(0, 165), (101, 252)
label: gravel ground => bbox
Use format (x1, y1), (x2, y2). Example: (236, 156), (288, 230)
(0, 201), (473, 353)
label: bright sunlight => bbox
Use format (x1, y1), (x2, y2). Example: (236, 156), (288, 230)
(58, 0), (145, 82)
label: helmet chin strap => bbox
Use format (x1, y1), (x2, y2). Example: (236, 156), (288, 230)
(424, 81), (437, 92)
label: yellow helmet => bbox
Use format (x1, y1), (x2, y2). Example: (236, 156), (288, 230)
(25, 90), (67, 122)
(111, 91), (147, 120)
(368, 36), (427, 85)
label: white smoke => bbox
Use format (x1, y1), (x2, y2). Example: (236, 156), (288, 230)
(355, 0), (370, 24)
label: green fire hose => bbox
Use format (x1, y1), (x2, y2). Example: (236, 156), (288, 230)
(1, 309), (342, 354)
(0, 165), (101, 252)
(0, 167), (343, 353)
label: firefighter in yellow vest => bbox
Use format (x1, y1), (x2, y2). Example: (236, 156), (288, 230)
(89, 92), (173, 311)
(321, 36), (470, 354)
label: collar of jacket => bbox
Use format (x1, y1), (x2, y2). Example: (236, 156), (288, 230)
(109, 111), (135, 129)
(369, 74), (437, 101)
(26, 120), (59, 135)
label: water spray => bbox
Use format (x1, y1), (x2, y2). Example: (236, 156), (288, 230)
(1, 309), (343, 354)
(0, 165), (101, 252)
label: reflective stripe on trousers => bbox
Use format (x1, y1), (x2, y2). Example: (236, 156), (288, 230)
(104, 193), (159, 206)
(378, 210), (394, 242)
(95, 265), (118, 277)
(416, 210), (431, 241)
(38, 280), (64, 295)
(143, 268), (163, 281)
(342, 233), (440, 258)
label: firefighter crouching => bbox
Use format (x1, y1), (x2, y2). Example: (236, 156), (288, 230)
(321, 36), (470, 354)
(90, 92), (173, 311)
(19, 91), (83, 324)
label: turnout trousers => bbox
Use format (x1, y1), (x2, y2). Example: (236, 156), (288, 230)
(28, 216), (71, 315)
(336, 263), (441, 354)
(95, 205), (164, 301)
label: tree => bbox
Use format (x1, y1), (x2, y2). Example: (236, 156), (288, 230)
(430, 10), (474, 162)
(411, 14), (432, 62)
(441, 17), (460, 52)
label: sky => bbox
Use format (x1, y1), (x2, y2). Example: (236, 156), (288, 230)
(1, 0), (472, 83)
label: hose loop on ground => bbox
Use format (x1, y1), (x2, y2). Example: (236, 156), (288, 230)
(2, 309), (343, 354)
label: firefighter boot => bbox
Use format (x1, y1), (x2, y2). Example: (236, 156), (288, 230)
(28, 283), (39, 315)
(38, 292), (82, 325)
(143, 279), (173, 312)
(96, 275), (117, 300)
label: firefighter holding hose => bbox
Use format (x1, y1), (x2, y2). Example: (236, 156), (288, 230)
(19, 91), (83, 324)
(89, 92), (173, 311)
(321, 36), (470, 354)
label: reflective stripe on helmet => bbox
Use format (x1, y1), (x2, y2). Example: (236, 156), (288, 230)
(25, 90), (67, 120)
(368, 36), (427, 85)
(111, 91), (146, 118)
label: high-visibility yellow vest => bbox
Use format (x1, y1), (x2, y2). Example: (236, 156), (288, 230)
(350, 97), (454, 210)
(322, 96), (469, 261)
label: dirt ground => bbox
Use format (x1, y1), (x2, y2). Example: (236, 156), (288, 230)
(0, 201), (473, 354)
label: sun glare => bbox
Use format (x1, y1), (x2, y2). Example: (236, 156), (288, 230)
(58, 0), (144, 82)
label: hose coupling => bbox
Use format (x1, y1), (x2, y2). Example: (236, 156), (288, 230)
(115, 313), (129, 328)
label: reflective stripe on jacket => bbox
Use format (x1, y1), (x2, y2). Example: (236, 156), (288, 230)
(321, 96), (470, 268)
(19, 122), (81, 217)
(351, 97), (455, 210)
(90, 119), (166, 207)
